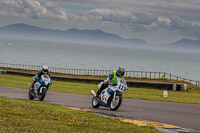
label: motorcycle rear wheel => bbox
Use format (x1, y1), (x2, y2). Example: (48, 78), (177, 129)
(28, 89), (34, 100)
(92, 97), (100, 108)
(110, 95), (122, 111)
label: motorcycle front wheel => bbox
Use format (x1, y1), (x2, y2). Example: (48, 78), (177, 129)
(39, 87), (47, 101)
(110, 95), (122, 111)
(92, 97), (100, 108)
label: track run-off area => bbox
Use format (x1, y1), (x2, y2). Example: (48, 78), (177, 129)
(1, 86), (200, 132)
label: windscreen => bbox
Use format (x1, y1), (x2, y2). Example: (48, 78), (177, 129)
(43, 73), (50, 79)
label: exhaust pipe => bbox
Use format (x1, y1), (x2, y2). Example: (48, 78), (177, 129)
(28, 83), (30, 89)
(91, 90), (96, 96)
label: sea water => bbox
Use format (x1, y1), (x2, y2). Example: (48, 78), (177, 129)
(0, 37), (199, 81)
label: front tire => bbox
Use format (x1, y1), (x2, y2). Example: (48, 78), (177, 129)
(110, 95), (122, 111)
(92, 97), (100, 108)
(39, 87), (47, 101)
(28, 89), (34, 100)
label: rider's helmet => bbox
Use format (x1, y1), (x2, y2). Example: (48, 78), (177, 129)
(42, 66), (48, 74)
(116, 67), (125, 78)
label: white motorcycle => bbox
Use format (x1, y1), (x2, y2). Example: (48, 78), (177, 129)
(28, 74), (51, 101)
(91, 78), (128, 111)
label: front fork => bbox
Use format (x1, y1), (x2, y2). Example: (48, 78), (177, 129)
(112, 92), (116, 101)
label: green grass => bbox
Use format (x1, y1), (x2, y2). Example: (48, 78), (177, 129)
(1, 74), (200, 104)
(124, 87), (200, 104)
(2, 67), (199, 90)
(0, 96), (160, 133)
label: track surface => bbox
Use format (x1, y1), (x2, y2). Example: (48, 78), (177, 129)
(1, 86), (200, 131)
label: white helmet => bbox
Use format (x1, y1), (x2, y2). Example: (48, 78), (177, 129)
(42, 66), (48, 74)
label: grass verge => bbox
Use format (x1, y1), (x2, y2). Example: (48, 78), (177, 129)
(0, 74), (200, 104)
(0, 96), (160, 133)
(1, 67), (199, 90)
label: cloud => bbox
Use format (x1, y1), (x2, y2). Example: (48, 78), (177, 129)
(44, 0), (200, 38)
(0, 0), (68, 20)
(71, 7), (200, 37)
(72, 8), (158, 31)
(87, 9), (136, 23)
(1, 0), (200, 39)
(169, 16), (194, 30)
(153, 16), (200, 38)
(168, 16), (200, 38)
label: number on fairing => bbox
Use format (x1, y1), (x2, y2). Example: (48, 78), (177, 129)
(102, 95), (106, 102)
(118, 84), (126, 92)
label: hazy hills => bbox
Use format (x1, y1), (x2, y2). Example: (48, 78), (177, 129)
(166, 38), (200, 48)
(0, 23), (199, 50)
(0, 23), (148, 46)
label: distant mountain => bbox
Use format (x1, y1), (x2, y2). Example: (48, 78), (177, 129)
(0, 23), (148, 45)
(170, 38), (200, 46)
(163, 38), (200, 50)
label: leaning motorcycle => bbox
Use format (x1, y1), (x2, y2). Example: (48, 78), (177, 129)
(91, 78), (128, 111)
(28, 73), (51, 101)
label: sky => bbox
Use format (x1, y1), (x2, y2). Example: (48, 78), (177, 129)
(0, 0), (200, 44)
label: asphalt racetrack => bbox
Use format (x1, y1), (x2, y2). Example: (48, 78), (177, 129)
(1, 86), (200, 131)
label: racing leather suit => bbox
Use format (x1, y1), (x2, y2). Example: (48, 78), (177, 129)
(96, 70), (124, 97)
(31, 70), (51, 88)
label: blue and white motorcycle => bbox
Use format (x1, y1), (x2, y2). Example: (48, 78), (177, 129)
(28, 73), (51, 101)
(91, 78), (128, 111)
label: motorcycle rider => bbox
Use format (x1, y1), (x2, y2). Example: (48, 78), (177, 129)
(31, 66), (50, 89)
(96, 67), (125, 97)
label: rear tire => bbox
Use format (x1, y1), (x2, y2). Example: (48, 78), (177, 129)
(28, 89), (34, 100)
(39, 87), (47, 101)
(110, 95), (122, 111)
(92, 97), (100, 108)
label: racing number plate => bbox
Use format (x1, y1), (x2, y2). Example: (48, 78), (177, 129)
(118, 83), (127, 92)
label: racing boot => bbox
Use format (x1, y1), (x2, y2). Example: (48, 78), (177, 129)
(31, 83), (34, 90)
(96, 80), (108, 97)
(96, 89), (101, 98)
